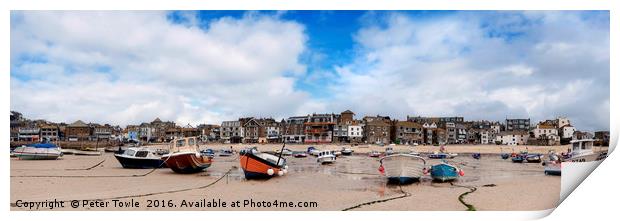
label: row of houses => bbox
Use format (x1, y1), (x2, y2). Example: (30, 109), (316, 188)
(10, 110), (609, 146)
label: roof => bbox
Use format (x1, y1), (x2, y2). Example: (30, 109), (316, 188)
(68, 120), (88, 127)
(152, 117), (162, 123)
(341, 110), (354, 114)
(498, 130), (529, 136)
(537, 124), (555, 129)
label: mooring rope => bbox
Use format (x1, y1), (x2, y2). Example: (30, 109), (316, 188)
(64, 158), (107, 171)
(450, 182), (477, 211)
(341, 185), (412, 211)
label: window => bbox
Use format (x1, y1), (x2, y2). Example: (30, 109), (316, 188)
(176, 139), (186, 147)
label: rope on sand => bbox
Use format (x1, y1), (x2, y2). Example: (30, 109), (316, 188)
(341, 185), (411, 211)
(65, 159), (106, 171)
(450, 182), (477, 211)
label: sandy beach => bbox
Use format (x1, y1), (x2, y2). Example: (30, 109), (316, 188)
(10, 143), (571, 211)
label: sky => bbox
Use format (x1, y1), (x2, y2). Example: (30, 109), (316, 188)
(10, 11), (610, 131)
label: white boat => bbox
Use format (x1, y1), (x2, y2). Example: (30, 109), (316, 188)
(379, 154), (426, 184)
(568, 139), (606, 162)
(275, 148), (293, 156)
(331, 150), (342, 157)
(385, 146), (395, 155)
(317, 150), (336, 164)
(13, 143), (62, 160)
(341, 147), (354, 156)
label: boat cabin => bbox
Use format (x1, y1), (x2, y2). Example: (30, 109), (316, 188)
(318, 150), (333, 157)
(170, 137), (200, 153)
(570, 139), (594, 157)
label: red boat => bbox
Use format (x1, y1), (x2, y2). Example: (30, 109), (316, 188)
(239, 147), (288, 179)
(161, 137), (212, 174)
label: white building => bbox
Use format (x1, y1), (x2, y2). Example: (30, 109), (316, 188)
(347, 125), (363, 138)
(533, 123), (558, 139)
(496, 131), (529, 145)
(557, 117), (571, 128)
(560, 125), (576, 139)
(220, 120), (244, 143)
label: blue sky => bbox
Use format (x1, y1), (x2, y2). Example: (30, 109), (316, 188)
(10, 11), (610, 131)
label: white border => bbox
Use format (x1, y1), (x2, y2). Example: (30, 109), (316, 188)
(2, 1), (617, 221)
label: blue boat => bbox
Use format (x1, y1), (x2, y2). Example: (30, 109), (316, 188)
(512, 155), (524, 163)
(501, 153), (510, 159)
(430, 162), (462, 182)
(471, 153), (481, 160)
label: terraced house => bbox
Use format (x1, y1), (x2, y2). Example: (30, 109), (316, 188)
(363, 115), (391, 144)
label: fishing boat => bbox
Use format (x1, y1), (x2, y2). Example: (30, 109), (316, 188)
(275, 148), (293, 156)
(218, 149), (234, 157)
(341, 147), (353, 156)
(542, 151), (562, 176)
(501, 153), (510, 160)
(200, 149), (215, 158)
(428, 152), (455, 159)
(512, 155), (525, 163)
(239, 147), (287, 179)
(13, 143), (62, 160)
(368, 150), (381, 158)
(114, 147), (166, 169)
(525, 154), (542, 163)
(430, 161), (464, 182)
(471, 153), (481, 160)
(317, 150), (336, 164)
(293, 151), (307, 158)
(161, 137), (212, 174)
(379, 154), (426, 184)
(567, 139), (606, 162)
(307, 147), (320, 156)
(385, 146), (395, 156)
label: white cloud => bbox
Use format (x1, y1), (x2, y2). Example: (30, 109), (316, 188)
(11, 11), (311, 126)
(325, 11), (609, 131)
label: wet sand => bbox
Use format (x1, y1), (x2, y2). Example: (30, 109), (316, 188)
(10, 146), (561, 211)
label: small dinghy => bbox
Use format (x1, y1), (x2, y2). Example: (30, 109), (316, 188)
(275, 148), (293, 156)
(114, 147), (166, 169)
(239, 147), (288, 179)
(525, 154), (542, 163)
(428, 152), (455, 159)
(293, 151), (307, 158)
(13, 143), (62, 160)
(379, 154), (426, 184)
(512, 155), (525, 163)
(162, 137), (212, 174)
(200, 149), (215, 158)
(471, 153), (481, 160)
(218, 149), (234, 157)
(341, 147), (353, 156)
(317, 150), (336, 164)
(542, 151), (562, 176)
(501, 153), (510, 160)
(368, 150), (381, 158)
(307, 147), (320, 156)
(430, 161), (464, 182)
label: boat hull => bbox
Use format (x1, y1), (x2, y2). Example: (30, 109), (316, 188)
(317, 156), (336, 164)
(544, 163), (561, 176)
(239, 152), (285, 179)
(381, 154), (426, 184)
(163, 152), (211, 174)
(431, 163), (459, 182)
(12, 146), (61, 160)
(114, 155), (166, 169)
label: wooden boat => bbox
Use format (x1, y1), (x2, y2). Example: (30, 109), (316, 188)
(430, 161), (463, 182)
(72, 149), (103, 156)
(379, 154), (426, 184)
(114, 147), (166, 169)
(293, 151), (307, 158)
(471, 153), (481, 160)
(368, 150), (381, 158)
(525, 154), (542, 163)
(161, 137), (212, 174)
(13, 143), (62, 160)
(239, 147), (287, 179)
(512, 155), (525, 163)
(542, 151), (562, 176)
(317, 150), (336, 164)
